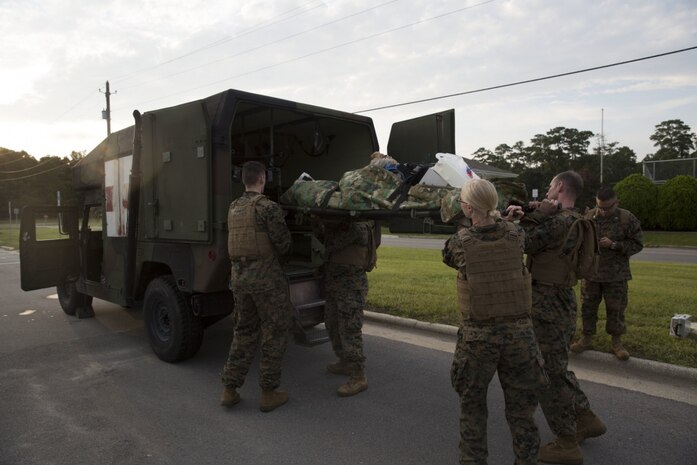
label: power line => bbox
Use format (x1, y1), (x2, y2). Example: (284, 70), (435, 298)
(118, 0), (402, 92)
(54, 3), (326, 121)
(0, 156), (30, 168)
(134, 0), (497, 106)
(0, 159), (59, 174)
(0, 163), (68, 182)
(51, 89), (98, 122)
(113, 0), (325, 84)
(355, 45), (697, 113)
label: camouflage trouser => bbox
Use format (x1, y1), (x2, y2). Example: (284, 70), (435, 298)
(451, 318), (547, 465)
(324, 265), (368, 372)
(531, 284), (591, 439)
(222, 290), (292, 391)
(580, 280), (628, 336)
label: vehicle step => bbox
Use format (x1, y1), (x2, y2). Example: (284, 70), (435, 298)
(295, 299), (325, 311)
(294, 325), (329, 347)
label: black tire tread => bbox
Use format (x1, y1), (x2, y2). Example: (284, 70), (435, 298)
(144, 276), (203, 362)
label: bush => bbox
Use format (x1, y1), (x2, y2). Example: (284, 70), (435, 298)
(657, 175), (697, 231)
(613, 173), (659, 229)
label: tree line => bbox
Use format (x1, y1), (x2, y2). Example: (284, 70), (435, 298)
(2, 119), (695, 224)
(0, 148), (85, 221)
(472, 119), (697, 208)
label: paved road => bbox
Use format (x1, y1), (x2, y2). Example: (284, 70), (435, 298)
(381, 235), (697, 264)
(1, 248), (696, 464)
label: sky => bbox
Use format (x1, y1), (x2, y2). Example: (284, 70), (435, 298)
(1, 0), (696, 163)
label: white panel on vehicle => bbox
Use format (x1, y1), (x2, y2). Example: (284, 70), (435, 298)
(105, 155), (133, 237)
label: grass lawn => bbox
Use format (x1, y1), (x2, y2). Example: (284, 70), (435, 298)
(0, 225), (20, 249)
(2, 221), (696, 367)
(0, 224), (69, 249)
(643, 231), (697, 248)
(368, 246), (697, 369)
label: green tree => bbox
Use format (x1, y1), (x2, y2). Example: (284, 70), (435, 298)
(527, 127), (594, 176)
(657, 175), (697, 231)
(613, 173), (659, 229)
(498, 141), (529, 173)
(472, 147), (509, 170)
(648, 119), (696, 159)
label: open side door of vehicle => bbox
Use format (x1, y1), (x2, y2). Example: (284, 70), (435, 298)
(20, 206), (80, 291)
(386, 109), (456, 164)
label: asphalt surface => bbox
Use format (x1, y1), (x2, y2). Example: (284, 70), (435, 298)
(2, 247), (697, 465)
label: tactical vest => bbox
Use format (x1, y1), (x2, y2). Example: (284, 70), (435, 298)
(457, 222), (531, 321)
(328, 222), (377, 272)
(526, 209), (580, 287)
(228, 195), (274, 260)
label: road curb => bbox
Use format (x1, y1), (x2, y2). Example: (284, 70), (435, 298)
(364, 310), (697, 383)
(365, 310), (457, 337)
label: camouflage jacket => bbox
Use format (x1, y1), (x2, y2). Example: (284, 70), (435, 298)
(520, 208), (580, 284)
(584, 207), (643, 282)
(228, 192), (291, 293)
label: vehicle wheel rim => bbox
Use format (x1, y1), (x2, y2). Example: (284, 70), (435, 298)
(153, 304), (171, 342)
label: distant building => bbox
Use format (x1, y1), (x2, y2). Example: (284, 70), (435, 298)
(464, 158), (519, 179)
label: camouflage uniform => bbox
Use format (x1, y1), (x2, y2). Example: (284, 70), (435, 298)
(581, 208), (643, 336)
(222, 192), (293, 391)
(316, 220), (374, 372)
(443, 221), (547, 465)
(521, 209), (592, 438)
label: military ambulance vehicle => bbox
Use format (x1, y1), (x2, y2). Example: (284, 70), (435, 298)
(19, 89), (455, 362)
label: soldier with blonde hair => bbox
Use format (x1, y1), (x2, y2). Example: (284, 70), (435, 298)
(443, 178), (546, 465)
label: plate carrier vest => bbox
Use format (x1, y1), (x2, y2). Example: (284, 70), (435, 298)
(457, 222), (532, 321)
(327, 221), (377, 272)
(228, 195), (274, 260)
(526, 209), (583, 287)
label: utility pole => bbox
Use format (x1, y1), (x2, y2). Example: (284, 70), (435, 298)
(100, 80), (116, 136)
(600, 108), (605, 185)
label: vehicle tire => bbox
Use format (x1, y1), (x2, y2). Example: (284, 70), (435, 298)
(143, 276), (203, 363)
(57, 280), (93, 316)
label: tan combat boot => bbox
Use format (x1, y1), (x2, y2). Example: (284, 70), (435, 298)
(326, 359), (353, 376)
(570, 335), (593, 354)
(220, 387), (240, 408)
(260, 389), (289, 412)
(337, 370), (368, 397)
(538, 436), (583, 465)
(576, 409), (607, 443)
(612, 335), (630, 361)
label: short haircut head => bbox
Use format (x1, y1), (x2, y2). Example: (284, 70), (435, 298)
(553, 171), (583, 198)
(596, 186), (616, 202)
(241, 161), (266, 187)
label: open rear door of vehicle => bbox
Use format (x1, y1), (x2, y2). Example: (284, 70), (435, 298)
(19, 206), (80, 291)
(386, 109), (456, 163)
(386, 109), (458, 233)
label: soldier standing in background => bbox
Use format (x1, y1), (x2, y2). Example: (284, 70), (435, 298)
(220, 161), (293, 412)
(508, 171), (606, 465)
(571, 186), (643, 360)
(444, 179), (546, 465)
(313, 218), (378, 397)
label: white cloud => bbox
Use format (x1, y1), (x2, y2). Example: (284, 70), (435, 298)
(0, 0), (695, 162)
